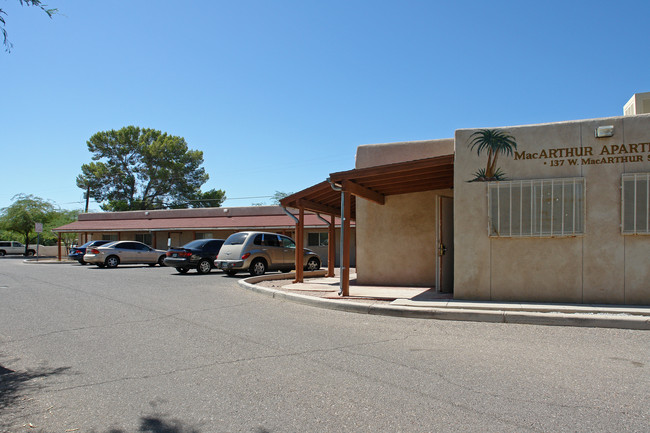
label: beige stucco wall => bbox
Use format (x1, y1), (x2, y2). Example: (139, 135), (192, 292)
(454, 114), (650, 304)
(354, 139), (454, 287)
(355, 138), (454, 169)
(356, 190), (452, 287)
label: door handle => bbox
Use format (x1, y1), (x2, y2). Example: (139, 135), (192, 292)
(439, 243), (447, 256)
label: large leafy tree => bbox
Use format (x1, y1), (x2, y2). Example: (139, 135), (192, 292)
(468, 129), (518, 181)
(1, 0), (57, 52)
(46, 208), (79, 250)
(0, 194), (55, 254)
(77, 126), (225, 211)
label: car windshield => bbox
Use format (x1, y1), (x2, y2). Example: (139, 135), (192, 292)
(182, 239), (207, 249)
(224, 233), (249, 245)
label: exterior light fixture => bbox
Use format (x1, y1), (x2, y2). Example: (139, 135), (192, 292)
(595, 125), (614, 138)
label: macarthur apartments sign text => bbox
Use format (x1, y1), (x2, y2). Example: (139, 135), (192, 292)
(514, 142), (650, 167)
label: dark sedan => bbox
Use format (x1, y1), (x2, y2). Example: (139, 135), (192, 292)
(163, 238), (225, 274)
(68, 240), (112, 264)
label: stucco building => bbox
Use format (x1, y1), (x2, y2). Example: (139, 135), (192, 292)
(283, 94), (650, 305)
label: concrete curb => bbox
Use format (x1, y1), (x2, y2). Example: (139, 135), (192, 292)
(22, 258), (77, 264)
(239, 276), (650, 330)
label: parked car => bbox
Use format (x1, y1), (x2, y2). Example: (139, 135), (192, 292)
(83, 241), (166, 268)
(0, 241), (36, 256)
(215, 231), (321, 276)
(163, 238), (225, 274)
(68, 240), (113, 264)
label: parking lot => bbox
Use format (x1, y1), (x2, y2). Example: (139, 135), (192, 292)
(1, 258), (649, 432)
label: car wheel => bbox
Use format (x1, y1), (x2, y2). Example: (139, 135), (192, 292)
(225, 270), (238, 277)
(25, 250), (35, 257)
(249, 259), (267, 276)
(197, 259), (212, 274)
(176, 267), (189, 274)
(305, 257), (320, 272)
(78, 259), (87, 265)
(0, 250), (5, 257)
(158, 255), (165, 266)
(105, 255), (120, 268)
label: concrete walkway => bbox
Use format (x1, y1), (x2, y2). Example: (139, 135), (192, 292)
(240, 271), (650, 330)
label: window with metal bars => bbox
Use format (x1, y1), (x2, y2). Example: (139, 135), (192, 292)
(487, 178), (585, 237)
(622, 173), (650, 234)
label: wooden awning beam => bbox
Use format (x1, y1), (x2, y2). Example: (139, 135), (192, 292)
(295, 198), (340, 217)
(342, 180), (385, 205)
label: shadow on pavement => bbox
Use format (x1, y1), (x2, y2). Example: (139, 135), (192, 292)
(98, 415), (272, 433)
(1, 364), (272, 433)
(0, 362), (71, 431)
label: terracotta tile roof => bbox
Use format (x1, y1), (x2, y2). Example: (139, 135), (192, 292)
(53, 206), (347, 233)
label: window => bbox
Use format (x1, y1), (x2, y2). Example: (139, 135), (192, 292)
(225, 232), (249, 245)
(308, 232), (328, 247)
(262, 234), (280, 247)
(135, 233), (152, 246)
(622, 173), (650, 234)
(195, 232), (212, 239)
(102, 234), (118, 241)
(488, 178), (585, 237)
(280, 236), (295, 248)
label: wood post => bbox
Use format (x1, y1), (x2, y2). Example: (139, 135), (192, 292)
(327, 214), (335, 277)
(294, 207), (305, 283)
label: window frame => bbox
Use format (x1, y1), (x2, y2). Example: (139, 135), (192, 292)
(307, 232), (328, 247)
(487, 177), (586, 238)
(621, 173), (650, 235)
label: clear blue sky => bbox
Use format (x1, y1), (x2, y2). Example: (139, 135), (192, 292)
(1, 0), (648, 211)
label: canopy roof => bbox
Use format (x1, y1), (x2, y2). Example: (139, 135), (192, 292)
(280, 154), (454, 217)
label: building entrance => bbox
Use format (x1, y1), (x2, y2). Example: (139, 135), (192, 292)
(439, 196), (454, 293)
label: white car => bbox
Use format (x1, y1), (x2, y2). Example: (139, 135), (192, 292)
(83, 241), (166, 268)
(0, 241), (37, 256)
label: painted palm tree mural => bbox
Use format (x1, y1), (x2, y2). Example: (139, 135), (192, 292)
(468, 129), (518, 181)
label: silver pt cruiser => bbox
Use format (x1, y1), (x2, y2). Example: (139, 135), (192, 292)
(215, 231), (321, 276)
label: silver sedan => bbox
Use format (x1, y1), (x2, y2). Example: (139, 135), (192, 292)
(83, 241), (167, 268)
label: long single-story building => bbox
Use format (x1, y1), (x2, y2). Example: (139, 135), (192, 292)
(53, 205), (356, 268)
(282, 94), (650, 305)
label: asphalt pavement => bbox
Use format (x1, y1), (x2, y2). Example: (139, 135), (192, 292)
(3, 259), (649, 432)
(23, 258), (650, 330)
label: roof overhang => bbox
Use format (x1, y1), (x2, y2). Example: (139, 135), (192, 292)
(53, 213), (341, 233)
(281, 154), (454, 218)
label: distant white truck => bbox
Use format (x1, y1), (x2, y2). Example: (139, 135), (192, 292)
(0, 241), (37, 256)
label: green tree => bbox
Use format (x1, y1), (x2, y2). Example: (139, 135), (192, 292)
(1, 1), (57, 52)
(271, 191), (292, 205)
(46, 208), (80, 251)
(76, 126), (225, 211)
(468, 129), (518, 181)
(182, 189), (227, 208)
(0, 194), (55, 254)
